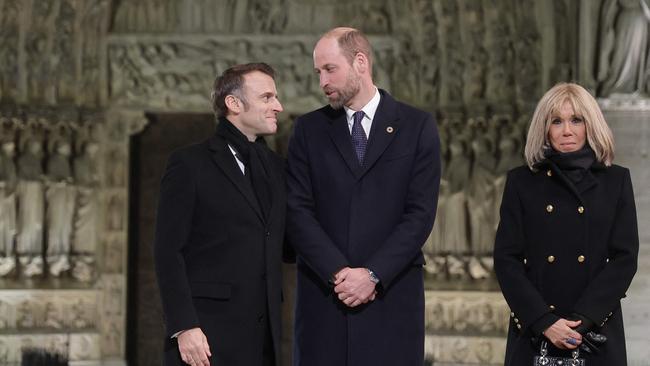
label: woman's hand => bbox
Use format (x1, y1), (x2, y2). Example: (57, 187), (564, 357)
(543, 318), (583, 349)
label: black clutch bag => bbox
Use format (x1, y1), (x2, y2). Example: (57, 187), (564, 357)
(533, 341), (585, 366)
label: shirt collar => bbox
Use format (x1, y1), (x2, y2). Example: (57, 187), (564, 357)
(344, 87), (380, 122)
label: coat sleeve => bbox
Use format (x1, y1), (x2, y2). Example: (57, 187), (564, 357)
(573, 168), (639, 326)
(494, 170), (559, 335)
(153, 150), (200, 337)
(286, 117), (349, 285)
(363, 113), (440, 288)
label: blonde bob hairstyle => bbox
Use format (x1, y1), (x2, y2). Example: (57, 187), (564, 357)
(524, 82), (615, 170)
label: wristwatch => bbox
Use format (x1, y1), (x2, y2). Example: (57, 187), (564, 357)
(367, 268), (380, 284)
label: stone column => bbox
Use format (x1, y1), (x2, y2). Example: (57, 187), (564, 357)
(600, 97), (650, 364)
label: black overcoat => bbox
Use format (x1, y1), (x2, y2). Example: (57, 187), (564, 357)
(494, 161), (638, 366)
(153, 134), (286, 366)
(286, 90), (441, 366)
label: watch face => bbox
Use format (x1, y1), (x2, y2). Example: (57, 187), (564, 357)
(368, 270), (379, 284)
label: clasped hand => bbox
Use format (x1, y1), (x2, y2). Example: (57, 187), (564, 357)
(333, 267), (377, 308)
(543, 319), (583, 350)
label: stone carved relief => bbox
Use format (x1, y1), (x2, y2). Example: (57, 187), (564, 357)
(423, 114), (526, 281)
(424, 335), (506, 365)
(0, 110), (104, 279)
(108, 36), (403, 113)
(0, 291), (97, 330)
(69, 333), (101, 361)
(424, 292), (510, 336)
(0, 0), (110, 106)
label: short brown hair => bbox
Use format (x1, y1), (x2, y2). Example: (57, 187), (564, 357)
(210, 63), (276, 118)
(323, 27), (373, 70)
(524, 82), (615, 169)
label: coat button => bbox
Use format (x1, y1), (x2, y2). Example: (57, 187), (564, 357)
(266, 231), (271, 237)
(609, 312), (613, 316)
(546, 170), (552, 177)
(549, 305), (556, 310)
(258, 314), (265, 323)
(523, 258), (527, 264)
(510, 312), (515, 317)
(514, 318), (519, 323)
(547, 255), (555, 263)
(578, 206), (585, 214)
(516, 323), (522, 330)
(546, 204), (554, 213)
(578, 255), (585, 263)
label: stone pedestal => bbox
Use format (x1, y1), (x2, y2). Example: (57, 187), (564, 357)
(424, 290), (508, 365)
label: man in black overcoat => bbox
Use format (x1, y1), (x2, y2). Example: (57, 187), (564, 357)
(286, 27), (441, 365)
(154, 63), (286, 366)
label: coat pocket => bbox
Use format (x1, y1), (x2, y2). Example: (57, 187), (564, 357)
(189, 281), (232, 300)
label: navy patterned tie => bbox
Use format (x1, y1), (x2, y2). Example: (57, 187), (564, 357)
(351, 111), (367, 165)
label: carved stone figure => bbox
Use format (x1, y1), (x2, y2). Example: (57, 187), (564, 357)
(43, 301), (62, 328)
(467, 137), (497, 279)
(441, 138), (471, 277)
(598, 0), (650, 96)
(16, 139), (45, 277)
(45, 140), (76, 277)
(424, 129), (448, 276)
(0, 140), (17, 276)
(72, 141), (100, 281)
(16, 300), (34, 328)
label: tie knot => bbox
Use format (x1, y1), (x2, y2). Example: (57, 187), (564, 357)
(353, 111), (365, 124)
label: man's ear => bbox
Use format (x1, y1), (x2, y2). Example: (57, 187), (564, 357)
(224, 95), (241, 114)
(353, 52), (369, 74)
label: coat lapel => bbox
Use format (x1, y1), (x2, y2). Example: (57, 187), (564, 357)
(327, 108), (364, 179)
(207, 135), (264, 223)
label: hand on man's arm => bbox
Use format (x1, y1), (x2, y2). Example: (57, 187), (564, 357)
(333, 267), (377, 307)
(177, 327), (211, 366)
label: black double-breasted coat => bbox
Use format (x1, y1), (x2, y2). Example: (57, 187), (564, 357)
(286, 90), (440, 366)
(154, 134), (286, 366)
(494, 161), (639, 366)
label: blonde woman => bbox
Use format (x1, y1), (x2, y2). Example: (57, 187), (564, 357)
(494, 82), (639, 366)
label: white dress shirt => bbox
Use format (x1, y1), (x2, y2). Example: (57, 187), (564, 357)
(343, 87), (381, 138)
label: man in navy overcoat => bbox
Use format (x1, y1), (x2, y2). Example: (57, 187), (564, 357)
(286, 27), (441, 366)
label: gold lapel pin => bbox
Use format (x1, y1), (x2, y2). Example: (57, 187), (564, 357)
(386, 126), (394, 133)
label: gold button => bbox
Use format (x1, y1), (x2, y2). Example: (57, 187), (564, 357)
(514, 318), (519, 323)
(516, 323), (522, 330)
(547, 170), (552, 177)
(546, 204), (554, 213)
(523, 258), (527, 264)
(549, 305), (556, 310)
(606, 258), (610, 263)
(578, 255), (585, 263)
(547, 255), (555, 263)
(510, 312), (515, 317)
(578, 206), (585, 214)
(608, 312), (613, 316)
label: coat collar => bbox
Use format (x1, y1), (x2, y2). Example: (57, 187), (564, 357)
(537, 159), (605, 202)
(207, 134), (265, 223)
(326, 89), (400, 180)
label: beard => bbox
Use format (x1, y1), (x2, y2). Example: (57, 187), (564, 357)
(324, 69), (361, 109)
